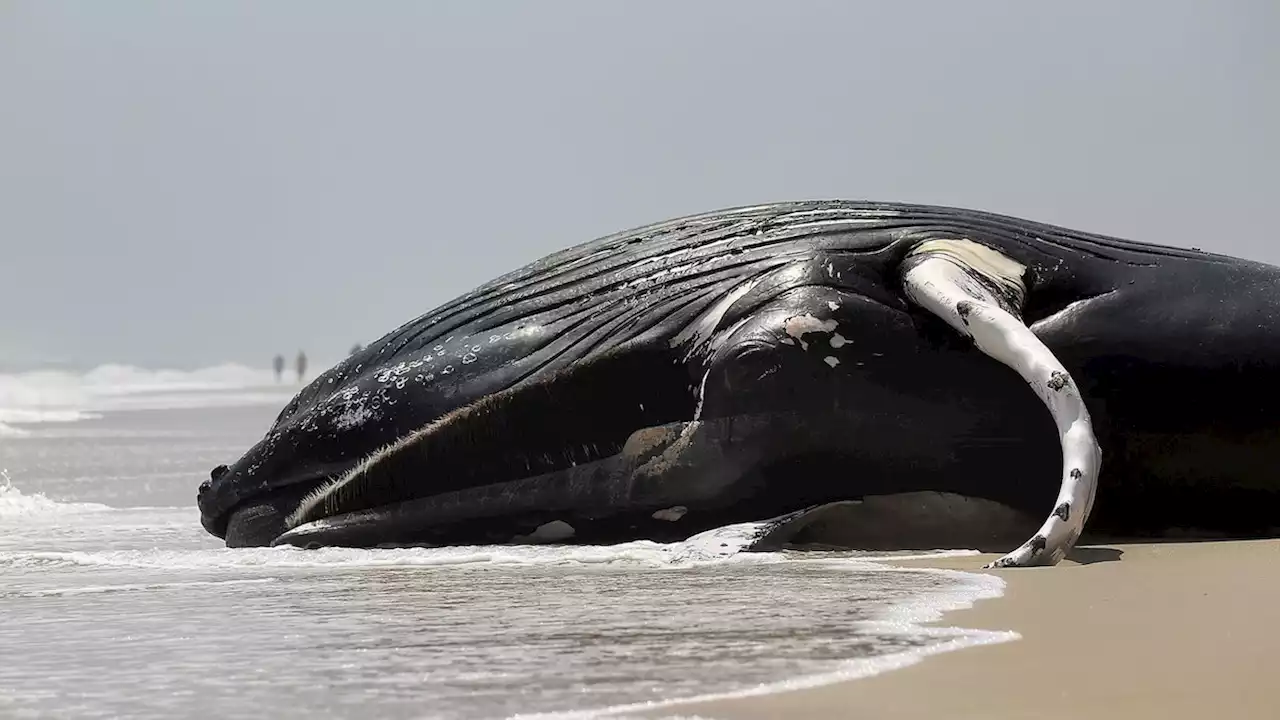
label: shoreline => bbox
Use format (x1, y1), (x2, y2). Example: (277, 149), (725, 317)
(649, 538), (1280, 719)
(529, 551), (1021, 720)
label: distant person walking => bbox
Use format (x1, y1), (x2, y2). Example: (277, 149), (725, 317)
(295, 350), (308, 384)
(272, 354), (285, 383)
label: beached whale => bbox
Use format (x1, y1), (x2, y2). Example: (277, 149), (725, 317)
(197, 200), (1280, 567)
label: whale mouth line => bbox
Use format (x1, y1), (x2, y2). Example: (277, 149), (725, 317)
(267, 446), (648, 549)
(266, 414), (818, 551)
(215, 476), (334, 547)
(270, 505), (411, 548)
(280, 433), (635, 534)
(275, 348), (704, 539)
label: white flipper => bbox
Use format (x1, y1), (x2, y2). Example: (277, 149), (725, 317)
(900, 239), (1101, 568)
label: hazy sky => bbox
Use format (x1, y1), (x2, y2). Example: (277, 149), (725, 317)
(2, 1), (1276, 371)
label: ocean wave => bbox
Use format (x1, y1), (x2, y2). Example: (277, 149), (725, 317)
(5, 577), (280, 598)
(0, 409), (101, 425)
(0, 471), (113, 517)
(0, 362), (303, 423)
(0, 536), (977, 576)
(519, 564), (1017, 720)
(0, 421), (30, 437)
(0, 473), (984, 570)
(0, 536), (797, 573)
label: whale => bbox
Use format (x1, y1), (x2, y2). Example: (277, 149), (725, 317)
(197, 200), (1280, 568)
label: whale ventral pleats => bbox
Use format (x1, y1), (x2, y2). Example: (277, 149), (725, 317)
(290, 346), (698, 530)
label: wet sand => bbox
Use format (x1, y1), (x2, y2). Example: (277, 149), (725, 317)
(654, 539), (1280, 719)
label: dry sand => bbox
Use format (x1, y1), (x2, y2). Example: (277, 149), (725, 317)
(651, 539), (1280, 720)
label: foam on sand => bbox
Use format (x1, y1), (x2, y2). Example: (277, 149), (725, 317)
(0, 470), (1021, 719)
(516, 561), (1017, 720)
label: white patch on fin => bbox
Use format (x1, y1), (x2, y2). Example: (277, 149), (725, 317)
(513, 520), (576, 544)
(823, 356), (840, 368)
(907, 238), (1028, 307)
(900, 238), (1100, 569)
(652, 505), (688, 521)
(667, 520), (774, 563)
(1030, 290), (1120, 335)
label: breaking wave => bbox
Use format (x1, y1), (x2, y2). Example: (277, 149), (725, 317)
(0, 469), (112, 518)
(0, 362), (302, 429)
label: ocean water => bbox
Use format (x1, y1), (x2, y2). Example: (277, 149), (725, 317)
(0, 365), (1016, 720)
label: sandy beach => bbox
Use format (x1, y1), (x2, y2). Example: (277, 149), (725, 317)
(655, 539), (1280, 719)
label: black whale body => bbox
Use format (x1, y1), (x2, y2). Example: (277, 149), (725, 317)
(197, 200), (1280, 550)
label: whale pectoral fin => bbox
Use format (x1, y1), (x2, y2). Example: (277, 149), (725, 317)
(662, 501), (866, 562)
(899, 239), (1102, 568)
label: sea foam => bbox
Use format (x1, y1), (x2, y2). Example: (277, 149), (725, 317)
(0, 362), (299, 427)
(0, 469), (112, 518)
(518, 562), (1017, 720)
(0, 471), (1018, 719)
